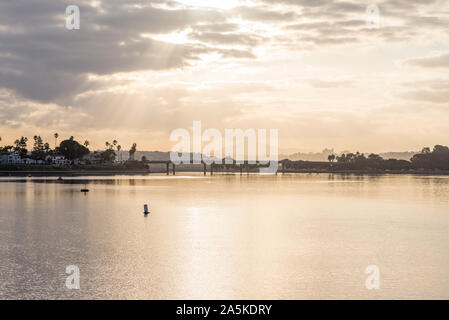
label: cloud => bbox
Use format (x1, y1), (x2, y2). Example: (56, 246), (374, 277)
(399, 78), (449, 104)
(401, 89), (449, 104)
(189, 31), (265, 46)
(403, 52), (449, 68)
(2, 0), (448, 105)
(308, 79), (354, 88)
(0, 0), (243, 104)
(231, 6), (299, 22)
(257, 0), (329, 8)
(192, 23), (240, 33)
(1, 0), (449, 152)
(0, 89), (89, 132)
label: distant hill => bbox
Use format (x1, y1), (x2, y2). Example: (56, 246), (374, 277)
(117, 151), (216, 162)
(280, 148), (335, 161)
(117, 149), (418, 162)
(281, 149), (418, 161)
(378, 152), (417, 161)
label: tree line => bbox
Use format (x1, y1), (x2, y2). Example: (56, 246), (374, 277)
(0, 134), (138, 164)
(326, 145), (449, 171)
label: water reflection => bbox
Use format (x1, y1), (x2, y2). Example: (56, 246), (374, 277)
(0, 173), (449, 299)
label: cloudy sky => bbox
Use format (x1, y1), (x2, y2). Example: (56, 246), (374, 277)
(1, 0), (449, 153)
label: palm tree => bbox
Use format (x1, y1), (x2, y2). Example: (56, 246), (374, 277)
(129, 143), (137, 161)
(54, 133), (59, 150)
(117, 145), (122, 162)
(44, 143), (50, 154)
(84, 140), (90, 148)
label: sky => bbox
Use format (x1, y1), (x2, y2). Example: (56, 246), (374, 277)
(0, 0), (449, 153)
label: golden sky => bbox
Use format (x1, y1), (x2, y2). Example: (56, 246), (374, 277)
(1, 0), (449, 153)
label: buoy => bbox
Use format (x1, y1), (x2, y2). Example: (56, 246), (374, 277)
(144, 204), (149, 215)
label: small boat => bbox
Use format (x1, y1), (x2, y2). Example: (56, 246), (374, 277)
(80, 188), (89, 193)
(57, 176), (63, 181)
(144, 204), (150, 215)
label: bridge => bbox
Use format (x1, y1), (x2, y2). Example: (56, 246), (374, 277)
(146, 160), (281, 175)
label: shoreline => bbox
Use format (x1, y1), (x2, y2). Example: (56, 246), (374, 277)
(0, 170), (151, 177)
(1, 169), (449, 177)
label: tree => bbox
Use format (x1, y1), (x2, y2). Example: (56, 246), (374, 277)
(412, 145), (449, 170)
(84, 140), (90, 148)
(54, 133), (59, 149)
(129, 143), (137, 161)
(336, 154), (347, 163)
(368, 153), (383, 162)
(112, 140), (119, 162)
(0, 145), (13, 155)
(433, 145), (449, 154)
(117, 145), (122, 162)
(44, 143), (50, 154)
(59, 138), (90, 160)
(14, 137), (28, 157)
(31, 135), (46, 160)
(100, 149), (116, 163)
(327, 154), (335, 163)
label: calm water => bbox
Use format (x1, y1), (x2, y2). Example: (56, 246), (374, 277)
(0, 174), (448, 299)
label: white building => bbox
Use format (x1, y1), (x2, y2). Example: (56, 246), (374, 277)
(45, 154), (70, 166)
(0, 152), (22, 165)
(0, 152), (65, 166)
(22, 158), (45, 165)
(73, 158), (87, 165)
